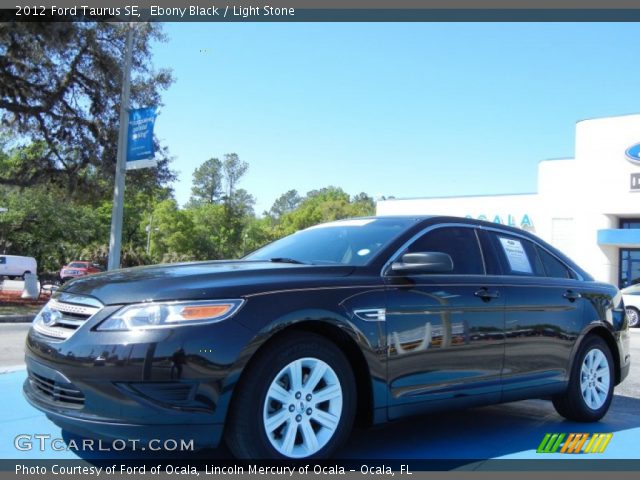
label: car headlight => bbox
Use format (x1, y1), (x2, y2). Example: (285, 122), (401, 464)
(96, 299), (245, 331)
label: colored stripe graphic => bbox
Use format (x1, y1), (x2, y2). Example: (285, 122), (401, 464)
(536, 433), (565, 453)
(537, 433), (613, 454)
(583, 433), (613, 454)
(561, 433), (588, 453)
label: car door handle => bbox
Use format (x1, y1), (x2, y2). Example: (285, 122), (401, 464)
(563, 290), (582, 302)
(474, 288), (500, 301)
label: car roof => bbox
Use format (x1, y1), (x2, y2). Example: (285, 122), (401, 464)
(368, 215), (593, 281)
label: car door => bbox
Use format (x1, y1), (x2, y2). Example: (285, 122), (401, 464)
(383, 225), (505, 419)
(0, 256), (6, 276)
(481, 228), (584, 400)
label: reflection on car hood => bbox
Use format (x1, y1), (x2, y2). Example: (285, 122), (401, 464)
(58, 260), (356, 305)
(621, 285), (640, 295)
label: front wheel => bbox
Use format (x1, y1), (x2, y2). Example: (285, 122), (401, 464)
(225, 332), (356, 459)
(552, 335), (614, 422)
(626, 307), (639, 328)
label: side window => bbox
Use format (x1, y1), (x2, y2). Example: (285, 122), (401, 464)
(0, 257), (5, 265)
(406, 227), (484, 275)
(536, 247), (572, 279)
(490, 233), (544, 276)
(477, 230), (502, 275)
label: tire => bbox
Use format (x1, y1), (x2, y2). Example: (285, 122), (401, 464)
(626, 307), (639, 328)
(224, 332), (356, 459)
(552, 335), (614, 422)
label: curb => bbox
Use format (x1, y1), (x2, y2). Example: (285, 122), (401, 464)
(0, 315), (35, 323)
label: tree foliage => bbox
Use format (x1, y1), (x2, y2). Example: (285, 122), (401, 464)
(0, 21), (378, 272)
(190, 157), (223, 204)
(0, 22), (174, 198)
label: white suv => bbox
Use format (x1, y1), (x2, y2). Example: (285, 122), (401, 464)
(622, 284), (640, 328)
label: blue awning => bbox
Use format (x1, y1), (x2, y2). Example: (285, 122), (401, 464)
(597, 229), (640, 247)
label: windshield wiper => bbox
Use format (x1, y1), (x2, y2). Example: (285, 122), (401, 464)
(269, 257), (307, 265)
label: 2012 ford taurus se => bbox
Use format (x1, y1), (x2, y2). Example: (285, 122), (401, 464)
(24, 216), (631, 459)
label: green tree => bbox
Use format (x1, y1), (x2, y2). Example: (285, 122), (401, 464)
(277, 187), (375, 235)
(0, 22), (174, 197)
(148, 199), (196, 262)
(0, 185), (100, 272)
(268, 189), (301, 219)
(222, 153), (248, 199)
(190, 157), (223, 204)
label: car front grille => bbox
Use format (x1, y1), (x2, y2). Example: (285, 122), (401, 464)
(33, 294), (103, 340)
(28, 370), (85, 409)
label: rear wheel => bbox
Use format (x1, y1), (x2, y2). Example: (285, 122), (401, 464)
(552, 335), (614, 422)
(626, 307), (639, 328)
(225, 332), (356, 459)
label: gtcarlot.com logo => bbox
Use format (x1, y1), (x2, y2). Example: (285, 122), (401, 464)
(536, 433), (613, 454)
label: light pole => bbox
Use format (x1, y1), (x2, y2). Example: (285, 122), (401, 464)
(145, 216), (159, 255)
(0, 208), (6, 253)
(107, 24), (134, 271)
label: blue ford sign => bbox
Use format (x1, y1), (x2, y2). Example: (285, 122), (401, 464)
(625, 143), (640, 165)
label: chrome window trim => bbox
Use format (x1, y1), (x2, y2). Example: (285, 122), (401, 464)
(380, 222), (487, 277)
(478, 225), (585, 281)
(380, 221), (584, 282)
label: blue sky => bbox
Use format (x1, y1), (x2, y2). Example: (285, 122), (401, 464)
(151, 23), (640, 214)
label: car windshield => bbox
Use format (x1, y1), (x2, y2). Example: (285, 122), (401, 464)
(245, 217), (417, 266)
(68, 262), (88, 268)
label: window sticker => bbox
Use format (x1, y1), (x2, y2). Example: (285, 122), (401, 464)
(499, 237), (532, 273)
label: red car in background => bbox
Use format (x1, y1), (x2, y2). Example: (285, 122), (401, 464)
(59, 261), (104, 283)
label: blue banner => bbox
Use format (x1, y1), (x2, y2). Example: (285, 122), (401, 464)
(126, 107), (157, 170)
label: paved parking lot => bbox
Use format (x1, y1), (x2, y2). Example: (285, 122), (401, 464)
(1, 327), (638, 463)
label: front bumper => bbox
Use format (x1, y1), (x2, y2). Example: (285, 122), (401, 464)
(23, 317), (255, 449)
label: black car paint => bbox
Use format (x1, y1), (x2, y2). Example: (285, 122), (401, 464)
(23, 216), (631, 449)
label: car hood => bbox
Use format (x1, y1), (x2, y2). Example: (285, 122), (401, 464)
(58, 260), (356, 306)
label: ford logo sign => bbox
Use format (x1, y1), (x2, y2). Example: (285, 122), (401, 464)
(625, 143), (640, 165)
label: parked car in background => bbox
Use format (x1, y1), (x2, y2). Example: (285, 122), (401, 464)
(0, 255), (37, 279)
(622, 284), (640, 328)
(59, 261), (104, 283)
(25, 216), (630, 459)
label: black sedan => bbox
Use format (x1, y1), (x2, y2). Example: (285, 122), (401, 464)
(23, 216), (631, 459)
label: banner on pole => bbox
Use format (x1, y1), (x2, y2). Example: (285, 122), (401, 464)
(126, 107), (157, 170)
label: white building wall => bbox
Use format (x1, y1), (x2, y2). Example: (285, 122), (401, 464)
(376, 114), (640, 284)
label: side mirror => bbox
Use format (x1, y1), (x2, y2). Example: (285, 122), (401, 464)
(391, 252), (454, 274)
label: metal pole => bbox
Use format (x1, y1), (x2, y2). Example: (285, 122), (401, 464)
(146, 214), (153, 254)
(107, 25), (134, 271)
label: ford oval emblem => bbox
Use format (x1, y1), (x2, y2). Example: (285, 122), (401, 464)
(625, 143), (640, 165)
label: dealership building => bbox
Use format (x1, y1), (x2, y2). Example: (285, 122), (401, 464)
(376, 114), (640, 287)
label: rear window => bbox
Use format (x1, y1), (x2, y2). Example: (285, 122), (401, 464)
(68, 262), (88, 268)
(536, 247), (572, 279)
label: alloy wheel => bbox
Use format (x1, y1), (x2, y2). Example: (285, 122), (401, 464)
(626, 307), (639, 328)
(579, 348), (611, 410)
(262, 357), (343, 458)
